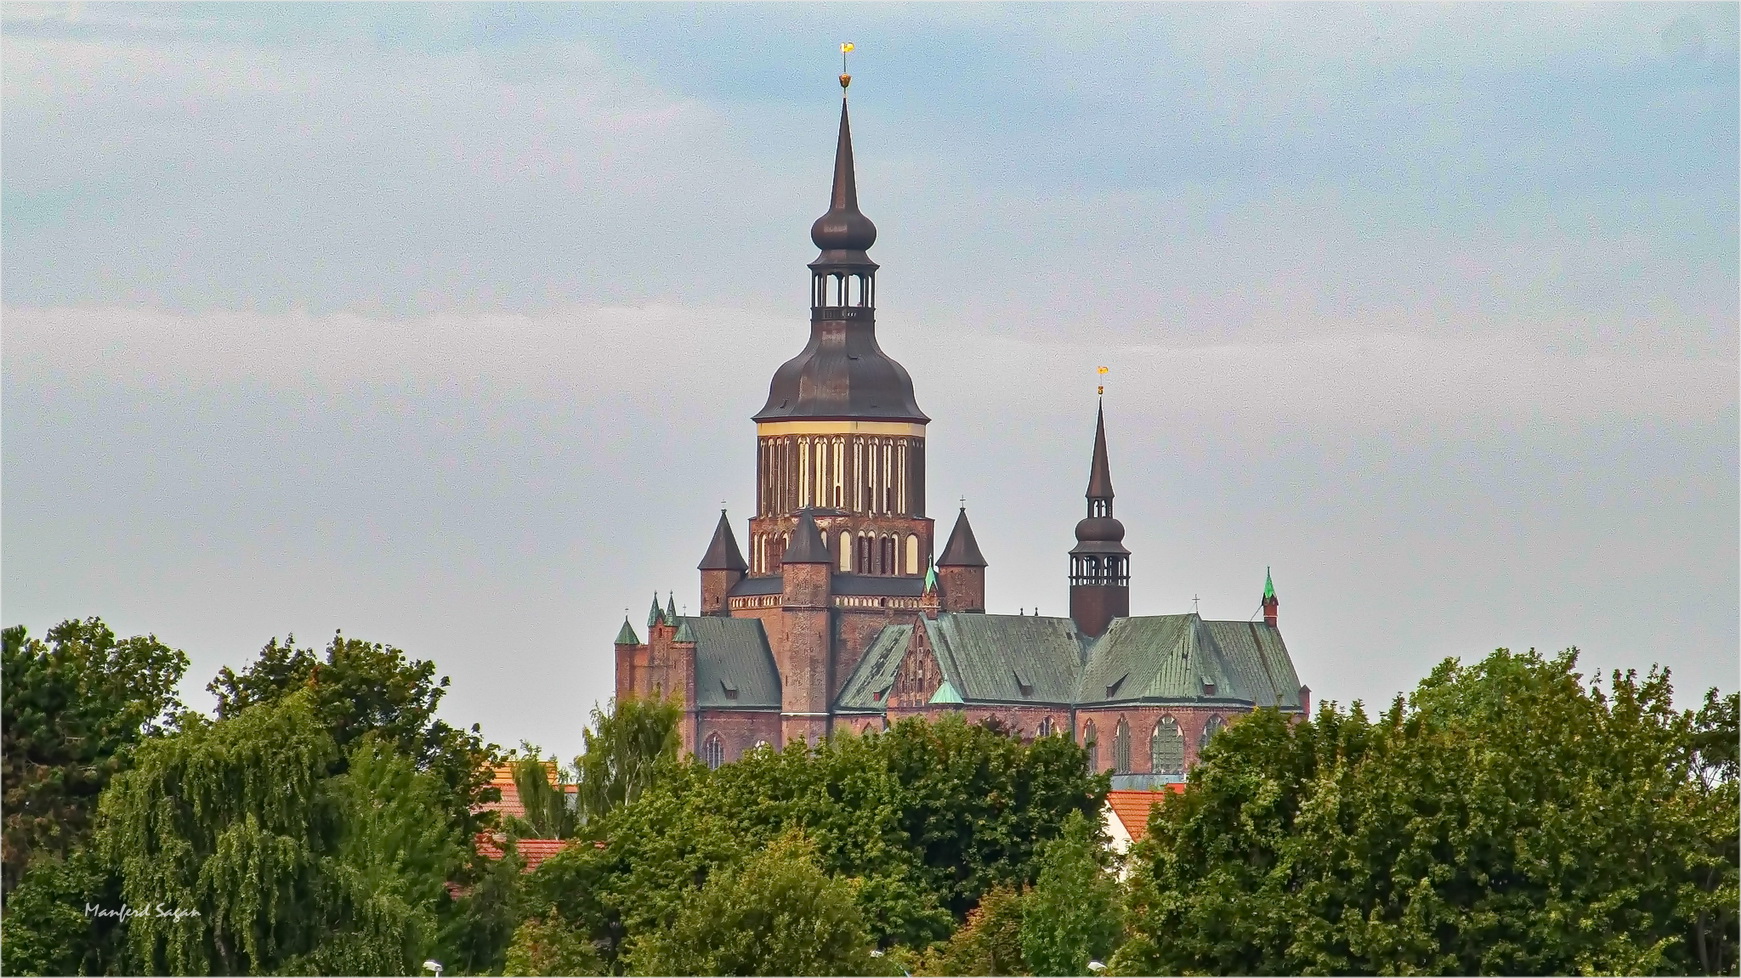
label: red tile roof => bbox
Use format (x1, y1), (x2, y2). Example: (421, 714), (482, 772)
(473, 833), (598, 873)
(1106, 784), (1185, 844)
(476, 762), (575, 821)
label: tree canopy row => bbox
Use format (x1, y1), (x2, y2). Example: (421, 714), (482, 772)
(2, 618), (1735, 976)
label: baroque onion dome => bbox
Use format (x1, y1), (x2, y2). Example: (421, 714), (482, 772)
(754, 94), (926, 423)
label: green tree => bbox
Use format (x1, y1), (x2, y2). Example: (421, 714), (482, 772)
(100, 692), (463, 975)
(570, 695), (682, 826)
(507, 749), (579, 840)
(438, 838), (526, 977)
(1117, 648), (1740, 976)
(919, 884), (1030, 976)
(525, 714), (1103, 969)
(2, 619), (188, 899)
(208, 632), (497, 835)
(625, 830), (874, 977)
(0, 844), (127, 976)
(505, 909), (605, 976)
(1020, 810), (1122, 977)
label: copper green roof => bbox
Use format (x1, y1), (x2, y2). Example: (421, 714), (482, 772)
(928, 680), (964, 705)
(1075, 614), (1302, 709)
(923, 561), (938, 594)
(847, 610), (1304, 713)
(615, 618), (640, 645)
(673, 619), (696, 643)
(674, 616), (781, 709)
(1263, 567), (1276, 602)
(834, 624), (912, 714)
(665, 593), (678, 622)
(923, 613), (1086, 705)
(646, 593), (665, 629)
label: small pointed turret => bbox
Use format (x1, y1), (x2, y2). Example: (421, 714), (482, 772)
(782, 509), (832, 564)
(673, 618), (696, 644)
(615, 617), (640, 646)
(698, 509), (749, 571)
(938, 506), (988, 568)
(646, 593), (665, 629)
(937, 506), (987, 613)
(666, 592), (678, 623)
(1262, 567), (1279, 628)
(699, 509), (749, 616)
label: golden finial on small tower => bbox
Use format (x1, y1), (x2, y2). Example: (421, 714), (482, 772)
(1096, 364), (1109, 396)
(840, 41), (854, 90)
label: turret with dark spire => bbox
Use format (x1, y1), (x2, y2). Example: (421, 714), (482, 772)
(699, 509), (749, 615)
(937, 505), (987, 613)
(1069, 401), (1130, 638)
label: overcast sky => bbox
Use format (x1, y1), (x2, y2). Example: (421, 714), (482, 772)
(5, 2), (1736, 755)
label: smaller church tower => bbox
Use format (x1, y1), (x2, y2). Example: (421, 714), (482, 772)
(698, 510), (748, 615)
(1262, 567), (1279, 627)
(937, 505), (987, 613)
(779, 509), (834, 745)
(1068, 402), (1130, 638)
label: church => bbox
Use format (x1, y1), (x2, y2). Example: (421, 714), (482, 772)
(613, 76), (1308, 783)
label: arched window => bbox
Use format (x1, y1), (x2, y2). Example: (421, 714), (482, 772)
(906, 534), (920, 575)
(1152, 716), (1184, 774)
(1199, 715), (1225, 749)
(1083, 720), (1099, 773)
(1113, 717), (1131, 773)
(702, 733), (726, 770)
(838, 531), (852, 572)
(1038, 716), (1054, 737)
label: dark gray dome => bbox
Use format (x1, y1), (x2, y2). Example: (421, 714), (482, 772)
(753, 319), (927, 423)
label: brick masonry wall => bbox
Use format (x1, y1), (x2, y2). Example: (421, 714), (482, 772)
(694, 709), (782, 766)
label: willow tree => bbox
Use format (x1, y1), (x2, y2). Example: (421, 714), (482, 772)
(100, 691), (462, 975)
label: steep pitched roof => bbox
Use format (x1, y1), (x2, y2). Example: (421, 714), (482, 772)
(834, 624), (911, 714)
(1086, 400), (1114, 500)
(646, 593), (665, 629)
(675, 616), (781, 709)
(922, 613), (1085, 705)
(1075, 614), (1303, 709)
(937, 507), (988, 567)
(1105, 785), (1186, 845)
(782, 509), (832, 564)
(614, 618), (640, 645)
(698, 510), (749, 572)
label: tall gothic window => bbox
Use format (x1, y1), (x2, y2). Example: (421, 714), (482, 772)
(1038, 716), (1054, 737)
(1083, 720), (1099, 773)
(1152, 716), (1184, 774)
(1199, 715), (1225, 749)
(702, 734), (725, 770)
(1112, 717), (1131, 773)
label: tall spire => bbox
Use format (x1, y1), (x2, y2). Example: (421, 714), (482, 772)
(1070, 400), (1129, 638)
(1086, 400), (1114, 504)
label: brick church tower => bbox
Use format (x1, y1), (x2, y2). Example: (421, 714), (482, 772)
(611, 67), (1306, 773)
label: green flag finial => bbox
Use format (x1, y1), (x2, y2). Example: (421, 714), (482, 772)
(923, 559), (938, 595)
